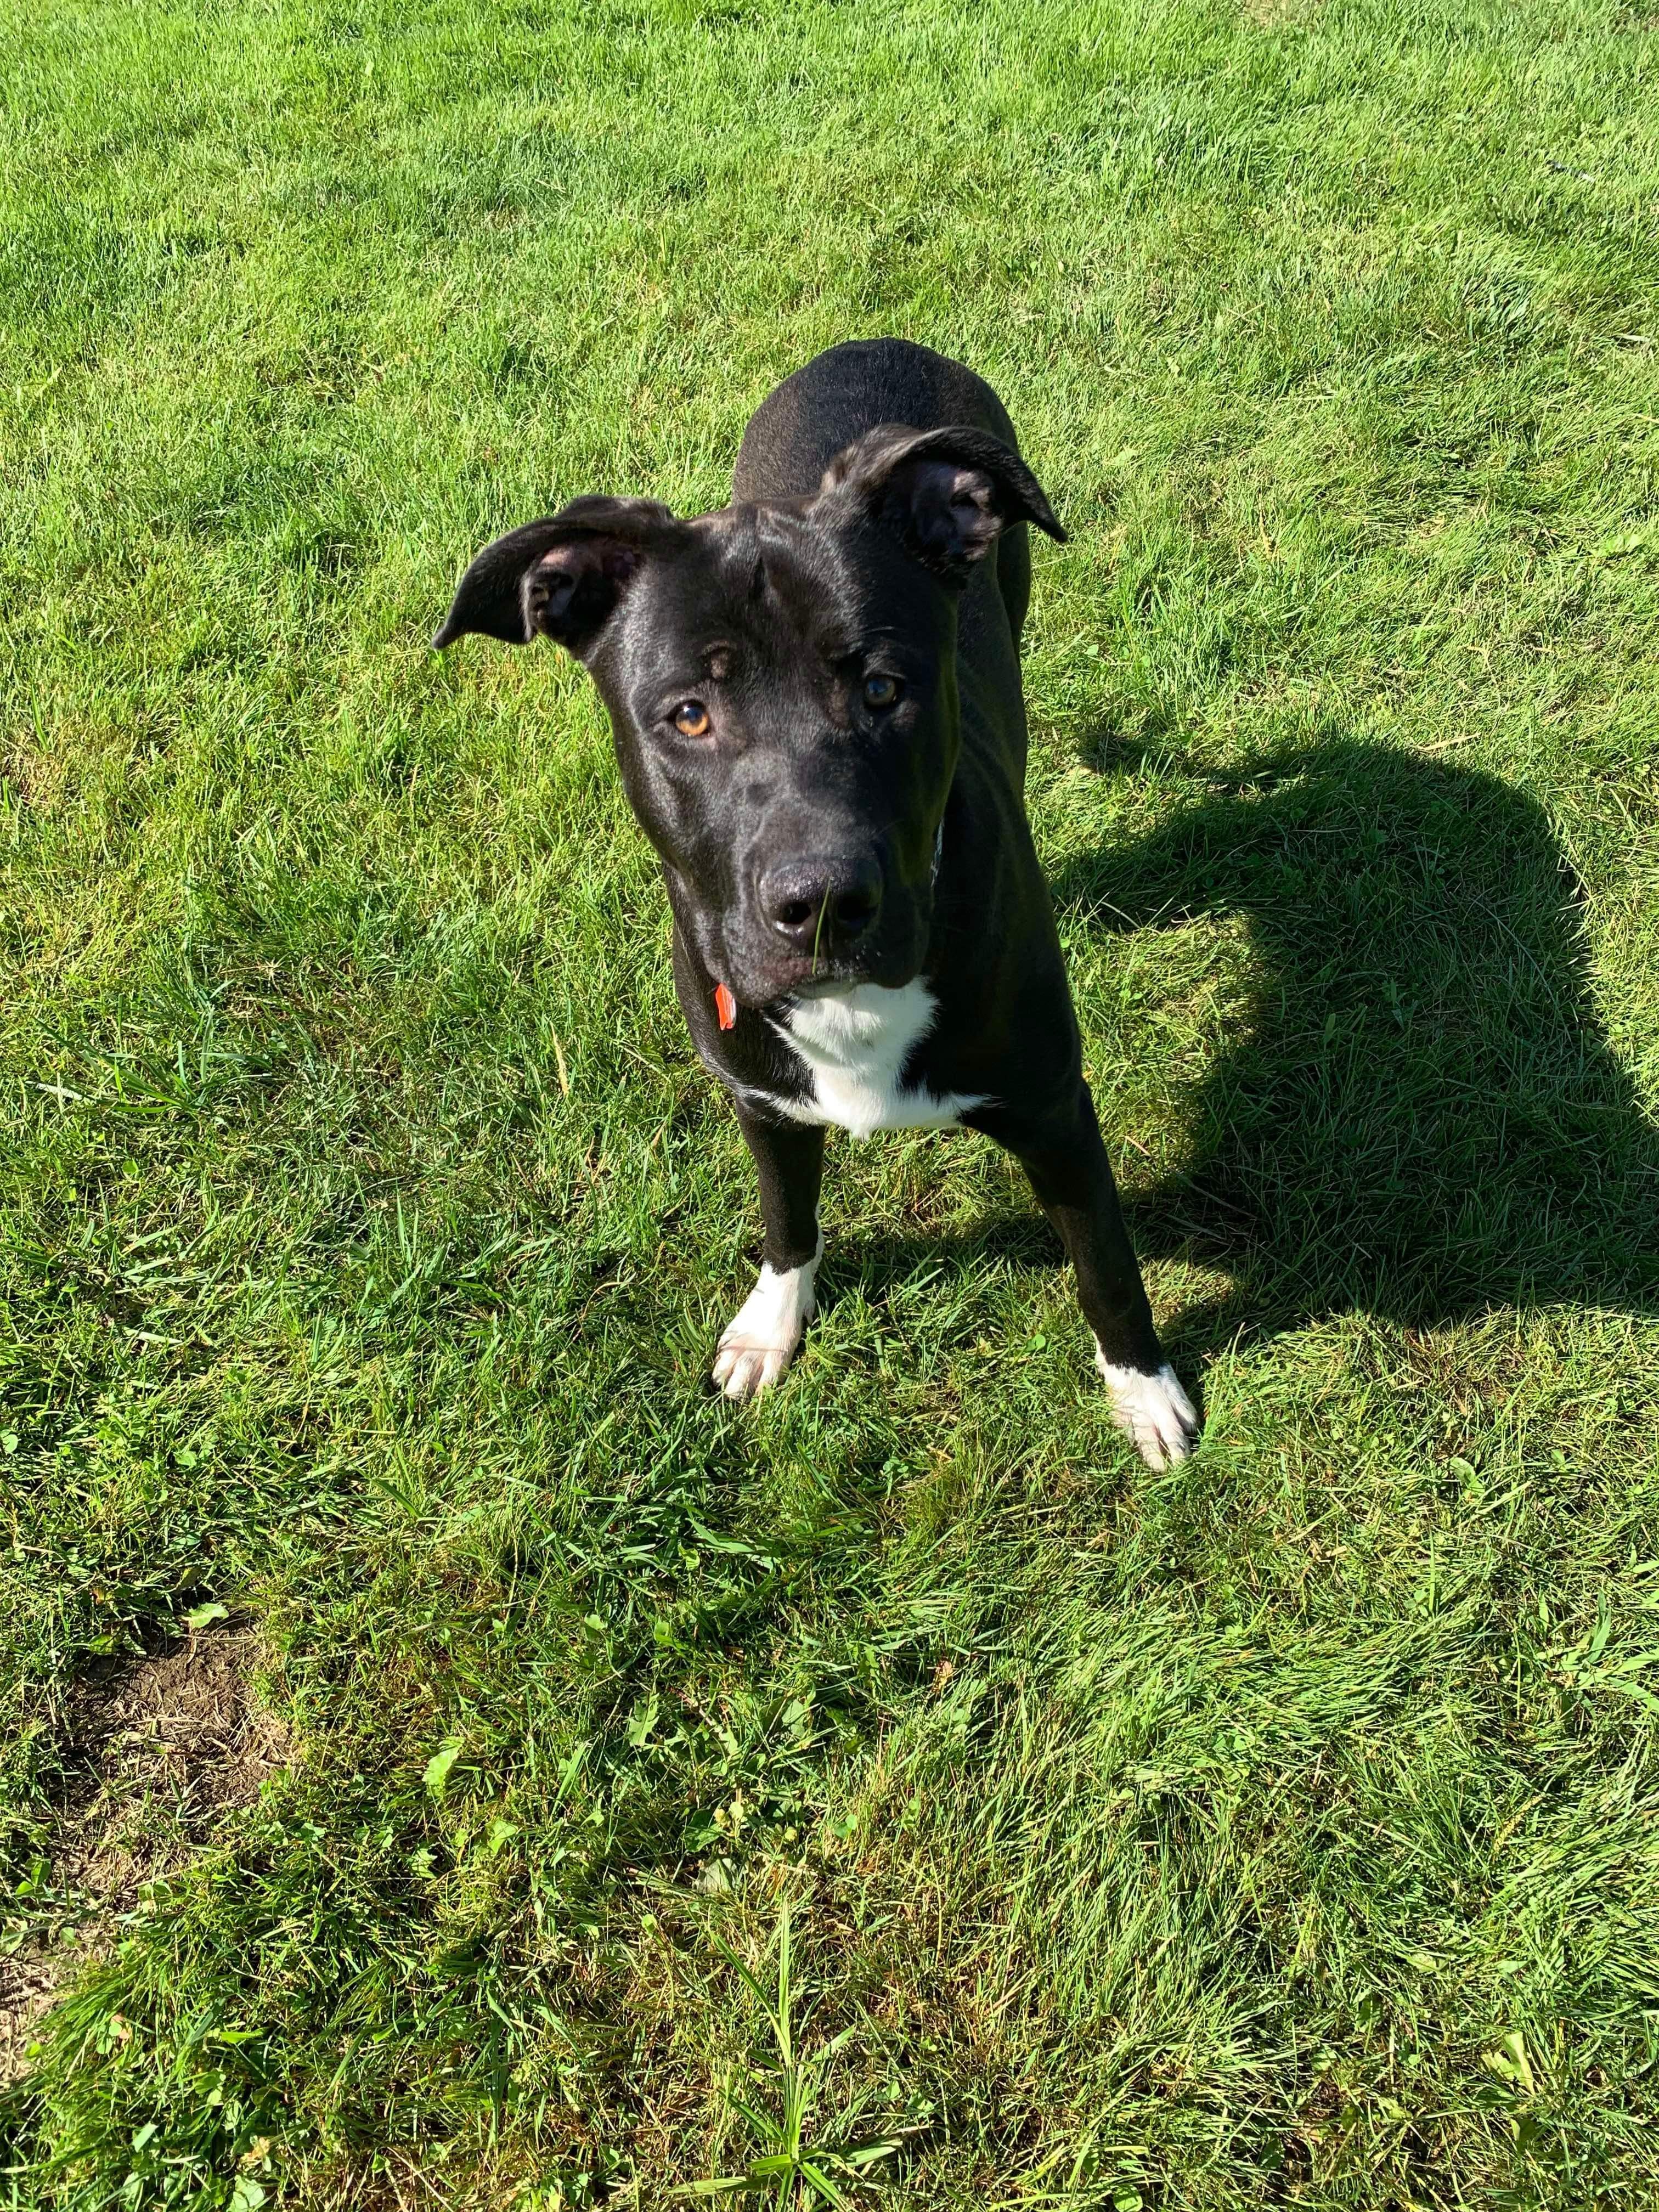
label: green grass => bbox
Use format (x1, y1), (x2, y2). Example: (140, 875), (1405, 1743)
(4, 0), (1659, 2201)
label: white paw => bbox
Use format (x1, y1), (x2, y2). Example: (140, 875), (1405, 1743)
(1094, 1351), (1200, 1470)
(713, 1242), (821, 1401)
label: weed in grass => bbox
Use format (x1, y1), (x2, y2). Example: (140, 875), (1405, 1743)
(679, 1904), (911, 2207)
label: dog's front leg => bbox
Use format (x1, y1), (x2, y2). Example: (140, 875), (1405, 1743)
(712, 1107), (826, 1400)
(1003, 1087), (1200, 1471)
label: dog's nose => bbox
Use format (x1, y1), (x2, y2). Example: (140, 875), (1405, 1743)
(758, 855), (883, 953)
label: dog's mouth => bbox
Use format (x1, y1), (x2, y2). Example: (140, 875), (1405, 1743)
(786, 967), (876, 1000)
(755, 945), (923, 1005)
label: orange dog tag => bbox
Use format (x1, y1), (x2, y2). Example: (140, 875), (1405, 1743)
(714, 983), (737, 1031)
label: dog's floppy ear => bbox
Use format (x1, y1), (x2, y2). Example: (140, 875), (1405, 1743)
(433, 495), (680, 657)
(814, 424), (1065, 586)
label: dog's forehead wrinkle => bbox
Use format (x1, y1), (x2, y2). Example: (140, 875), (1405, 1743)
(668, 510), (823, 652)
(702, 506), (758, 567)
(620, 529), (774, 679)
(752, 503), (864, 601)
(689, 553), (844, 675)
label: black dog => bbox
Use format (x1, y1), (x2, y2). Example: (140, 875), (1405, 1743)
(437, 339), (1199, 1468)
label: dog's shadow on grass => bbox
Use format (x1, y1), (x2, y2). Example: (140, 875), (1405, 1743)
(1043, 732), (1659, 1355)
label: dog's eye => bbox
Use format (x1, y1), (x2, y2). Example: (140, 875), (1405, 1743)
(862, 673), (902, 710)
(672, 699), (712, 738)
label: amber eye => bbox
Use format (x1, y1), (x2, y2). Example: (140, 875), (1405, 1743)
(672, 699), (712, 738)
(862, 673), (902, 710)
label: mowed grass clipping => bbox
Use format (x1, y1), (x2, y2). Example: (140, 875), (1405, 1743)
(3, 0), (1659, 2203)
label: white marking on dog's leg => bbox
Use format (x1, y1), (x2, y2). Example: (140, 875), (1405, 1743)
(713, 1233), (823, 1401)
(1094, 1348), (1200, 1471)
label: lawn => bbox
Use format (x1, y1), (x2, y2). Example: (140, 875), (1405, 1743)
(3, 0), (1659, 2202)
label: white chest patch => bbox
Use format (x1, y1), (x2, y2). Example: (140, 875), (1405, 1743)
(766, 980), (988, 1140)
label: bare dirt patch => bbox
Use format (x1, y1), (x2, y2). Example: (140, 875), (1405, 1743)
(0, 1951), (63, 2095)
(0, 1624), (290, 2085)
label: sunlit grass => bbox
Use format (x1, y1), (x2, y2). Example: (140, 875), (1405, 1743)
(2, 0), (1658, 2203)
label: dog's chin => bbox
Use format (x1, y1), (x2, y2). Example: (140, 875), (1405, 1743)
(788, 966), (906, 1000)
(733, 954), (921, 1007)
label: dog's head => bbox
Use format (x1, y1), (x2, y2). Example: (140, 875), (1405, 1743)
(436, 424), (1063, 1008)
